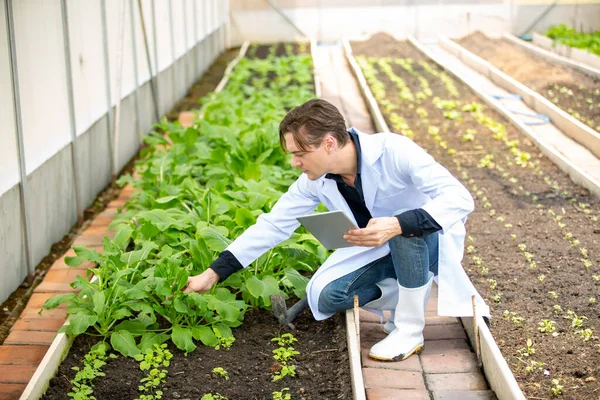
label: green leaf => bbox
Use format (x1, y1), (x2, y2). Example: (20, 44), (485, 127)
(191, 325), (218, 347)
(245, 276), (266, 299)
(42, 293), (75, 310)
(92, 291), (105, 315)
(174, 297), (191, 314)
(120, 242), (159, 265)
(113, 225), (134, 249)
(283, 268), (309, 298)
(243, 162), (262, 181)
(138, 332), (169, 353)
(114, 320), (146, 335)
(110, 330), (141, 357)
(68, 313), (98, 336)
(155, 196), (178, 204)
(235, 208), (256, 228)
(198, 227), (231, 252)
(64, 255), (85, 267)
(172, 325), (196, 353)
(138, 209), (176, 231)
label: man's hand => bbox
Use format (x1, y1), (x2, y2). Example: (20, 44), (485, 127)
(343, 217), (402, 248)
(183, 268), (220, 294)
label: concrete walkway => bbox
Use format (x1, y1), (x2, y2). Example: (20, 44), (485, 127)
(314, 42), (497, 400)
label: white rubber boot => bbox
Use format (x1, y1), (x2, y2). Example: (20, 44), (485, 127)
(368, 273), (434, 361)
(363, 278), (398, 311)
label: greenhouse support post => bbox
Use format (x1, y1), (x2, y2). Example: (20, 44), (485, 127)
(168, 0), (177, 102)
(182, 0), (190, 92)
(60, 0), (84, 223)
(150, 0), (160, 113)
(5, 0), (34, 279)
(129, 0), (141, 146)
(100, 0), (115, 175)
(137, 0), (160, 122)
(112, 0), (127, 179)
(192, 0), (199, 77)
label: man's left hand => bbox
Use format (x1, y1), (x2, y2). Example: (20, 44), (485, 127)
(343, 217), (402, 247)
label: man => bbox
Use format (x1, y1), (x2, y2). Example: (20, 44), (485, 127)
(184, 99), (489, 361)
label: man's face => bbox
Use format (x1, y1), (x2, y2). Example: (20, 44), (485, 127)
(284, 133), (331, 180)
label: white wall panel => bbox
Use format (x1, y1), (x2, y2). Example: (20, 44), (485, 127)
(14, 0), (71, 175)
(134, 0), (154, 84)
(0, 0), (20, 195)
(172, 0), (186, 58)
(105, 0), (137, 105)
(154, 1), (172, 72)
(206, 0), (213, 34)
(185, 0), (195, 50)
(66, 0), (108, 136)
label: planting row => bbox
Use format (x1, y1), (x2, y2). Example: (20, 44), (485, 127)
(42, 43), (352, 399)
(457, 32), (600, 133)
(352, 33), (599, 399)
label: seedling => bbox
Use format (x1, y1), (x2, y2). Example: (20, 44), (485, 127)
(550, 379), (563, 397)
(271, 333), (298, 347)
(272, 388), (291, 400)
(272, 364), (296, 382)
(538, 274), (546, 283)
(575, 328), (595, 341)
(212, 367), (229, 380)
(548, 291), (558, 299)
(214, 330), (235, 350)
(538, 320), (556, 333)
(487, 279), (497, 291)
(517, 338), (535, 357)
(201, 394), (228, 400)
(272, 347), (300, 364)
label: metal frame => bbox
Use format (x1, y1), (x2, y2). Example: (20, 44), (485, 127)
(5, 0), (34, 278)
(100, 0), (115, 176)
(129, 0), (141, 145)
(59, 0), (83, 221)
(138, 0), (160, 122)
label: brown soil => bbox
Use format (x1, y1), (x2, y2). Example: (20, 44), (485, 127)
(0, 49), (237, 345)
(352, 33), (600, 400)
(456, 32), (600, 132)
(41, 309), (351, 400)
(247, 42), (311, 59)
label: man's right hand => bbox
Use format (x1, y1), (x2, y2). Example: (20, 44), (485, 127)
(183, 268), (220, 294)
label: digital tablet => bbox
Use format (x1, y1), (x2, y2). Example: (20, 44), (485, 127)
(296, 211), (358, 250)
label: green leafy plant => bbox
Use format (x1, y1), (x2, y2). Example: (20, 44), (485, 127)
(211, 367), (229, 380)
(68, 342), (116, 400)
(134, 344), (172, 400)
(538, 320), (556, 334)
(201, 394), (228, 400)
(272, 388), (291, 400)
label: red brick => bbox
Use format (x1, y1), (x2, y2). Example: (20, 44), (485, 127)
(107, 199), (126, 208)
(12, 315), (66, 332)
(81, 225), (111, 237)
(421, 339), (471, 355)
(90, 216), (114, 226)
(360, 322), (388, 349)
(72, 235), (107, 246)
(0, 384), (26, 400)
(178, 111), (196, 128)
(361, 348), (422, 372)
(367, 388), (430, 400)
(424, 324), (467, 341)
(98, 208), (118, 217)
(363, 368), (426, 390)
(426, 372), (489, 391)
(421, 350), (479, 374)
(425, 315), (460, 325)
(34, 281), (77, 293)
(26, 293), (67, 310)
(22, 306), (67, 319)
(0, 346), (48, 365)
(41, 269), (88, 283)
(433, 390), (498, 400)
(0, 365), (37, 384)
(4, 330), (56, 345)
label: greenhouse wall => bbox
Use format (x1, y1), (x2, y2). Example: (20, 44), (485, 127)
(228, 0), (600, 44)
(0, 0), (229, 304)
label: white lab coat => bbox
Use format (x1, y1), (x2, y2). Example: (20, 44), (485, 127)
(227, 128), (490, 320)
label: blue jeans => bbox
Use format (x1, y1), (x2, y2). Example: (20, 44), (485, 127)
(318, 233), (439, 314)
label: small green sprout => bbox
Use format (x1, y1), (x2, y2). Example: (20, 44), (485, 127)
(538, 274), (546, 282)
(518, 243), (527, 252)
(550, 379), (563, 397)
(517, 338), (535, 357)
(211, 367), (229, 380)
(201, 394), (228, 400)
(589, 297), (596, 305)
(271, 333), (298, 347)
(548, 291), (558, 299)
(575, 328), (595, 341)
(538, 320), (556, 333)
(272, 388), (291, 400)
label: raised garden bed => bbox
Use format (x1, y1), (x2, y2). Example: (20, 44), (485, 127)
(456, 32), (600, 134)
(35, 42), (353, 400)
(351, 33), (600, 400)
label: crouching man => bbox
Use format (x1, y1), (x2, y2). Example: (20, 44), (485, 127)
(184, 99), (489, 361)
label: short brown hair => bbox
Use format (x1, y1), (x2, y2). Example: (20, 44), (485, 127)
(279, 99), (348, 152)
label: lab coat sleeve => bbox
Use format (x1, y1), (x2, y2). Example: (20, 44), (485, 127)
(225, 174), (321, 267)
(390, 135), (474, 233)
